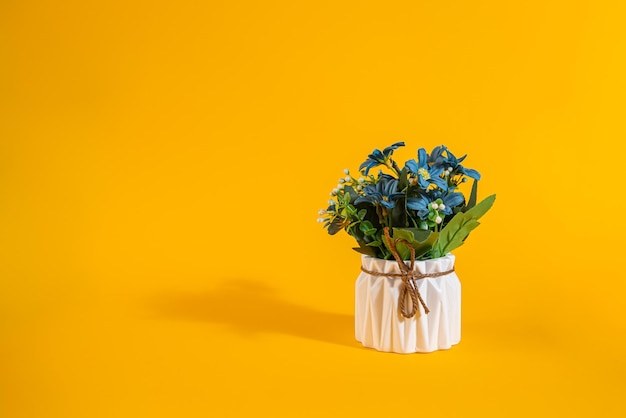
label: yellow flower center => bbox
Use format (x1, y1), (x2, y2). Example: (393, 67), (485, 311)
(418, 167), (430, 180)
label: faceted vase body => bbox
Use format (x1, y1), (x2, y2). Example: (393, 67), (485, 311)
(355, 254), (461, 354)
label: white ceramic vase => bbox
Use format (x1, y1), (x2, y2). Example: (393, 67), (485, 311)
(355, 254), (461, 353)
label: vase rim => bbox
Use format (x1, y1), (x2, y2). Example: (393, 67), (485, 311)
(360, 253), (454, 262)
(360, 253), (456, 276)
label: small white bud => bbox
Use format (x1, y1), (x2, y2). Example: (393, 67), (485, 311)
(358, 177), (365, 183)
(344, 168), (350, 175)
(357, 185), (363, 191)
(328, 199), (335, 205)
(462, 178), (468, 183)
(317, 218), (325, 223)
(338, 184), (344, 190)
(447, 167), (453, 173)
(318, 209), (326, 215)
(431, 203), (439, 210)
(338, 178), (345, 184)
(435, 216), (442, 224)
(438, 203), (446, 210)
(345, 176), (351, 182)
(444, 171), (449, 177)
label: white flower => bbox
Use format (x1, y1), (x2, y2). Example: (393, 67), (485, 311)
(328, 199), (335, 205)
(431, 203), (439, 210)
(316, 218), (326, 223)
(438, 203), (446, 210)
(345, 176), (351, 182)
(318, 209), (326, 215)
(358, 177), (365, 183)
(344, 168), (350, 175)
(339, 178), (345, 184)
(435, 216), (442, 224)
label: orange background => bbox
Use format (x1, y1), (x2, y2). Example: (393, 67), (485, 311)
(1, 1), (625, 416)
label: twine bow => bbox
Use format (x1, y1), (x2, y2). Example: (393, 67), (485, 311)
(360, 227), (455, 318)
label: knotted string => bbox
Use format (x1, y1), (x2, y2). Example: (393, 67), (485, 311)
(360, 227), (455, 318)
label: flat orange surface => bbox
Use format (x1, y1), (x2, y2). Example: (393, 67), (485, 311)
(1, 1), (625, 417)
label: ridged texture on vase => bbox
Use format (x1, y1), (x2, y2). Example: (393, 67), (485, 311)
(355, 254), (461, 353)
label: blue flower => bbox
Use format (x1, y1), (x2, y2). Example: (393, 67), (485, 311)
(359, 142), (405, 176)
(427, 145), (446, 164)
(407, 190), (465, 219)
(406, 193), (431, 218)
(354, 175), (404, 209)
(432, 146), (481, 180)
(438, 191), (465, 215)
(405, 148), (447, 190)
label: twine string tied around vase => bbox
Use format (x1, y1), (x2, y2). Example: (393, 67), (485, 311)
(360, 227), (455, 319)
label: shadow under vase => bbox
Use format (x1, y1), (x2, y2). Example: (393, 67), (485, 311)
(149, 279), (359, 349)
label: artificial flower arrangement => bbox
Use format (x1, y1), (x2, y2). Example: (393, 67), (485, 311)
(317, 142), (496, 261)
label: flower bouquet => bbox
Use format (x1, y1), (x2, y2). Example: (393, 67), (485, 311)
(318, 142), (495, 353)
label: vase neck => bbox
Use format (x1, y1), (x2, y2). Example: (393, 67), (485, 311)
(361, 254), (455, 275)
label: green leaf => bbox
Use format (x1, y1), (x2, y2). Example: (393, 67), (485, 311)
(433, 215), (480, 257)
(465, 194), (496, 220)
(394, 227), (432, 243)
(328, 216), (347, 235)
(398, 167), (409, 191)
(390, 230), (418, 260)
(352, 244), (377, 257)
(390, 199), (407, 228)
(384, 228), (438, 260)
(366, 240), (383, 247)
(359, 220), (374, 232)
(432, 194), (496, 257)
(343, 186), (358, 203)
(357, 209), (367, 220)
(467, 179), (478, 209)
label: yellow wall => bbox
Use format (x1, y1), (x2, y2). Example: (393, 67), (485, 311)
(1, 1), (625, 416)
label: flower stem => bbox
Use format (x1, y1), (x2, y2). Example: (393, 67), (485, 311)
(391, 160), (402, 177)
(375, 204), (384, 227)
